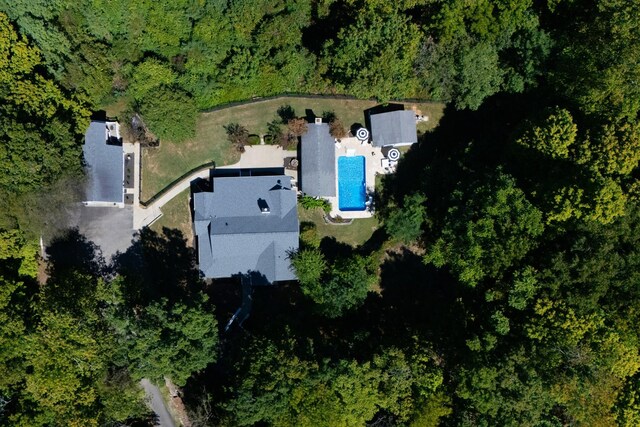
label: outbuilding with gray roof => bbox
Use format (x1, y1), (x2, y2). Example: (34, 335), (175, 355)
(369, 109), (417, 147)
(300, 122), (336, 197)
(83, 121), (124, 205)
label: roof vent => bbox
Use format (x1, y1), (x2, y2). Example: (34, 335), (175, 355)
(315, 117), (322, 125)
(257, 198), (270, 213)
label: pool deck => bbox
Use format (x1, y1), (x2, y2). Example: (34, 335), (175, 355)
(328, 137), (392, 219)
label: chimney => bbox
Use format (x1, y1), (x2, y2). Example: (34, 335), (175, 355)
(315, 117), (322, 125)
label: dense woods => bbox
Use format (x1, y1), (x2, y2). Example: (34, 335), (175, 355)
(2, 0), (640, 426)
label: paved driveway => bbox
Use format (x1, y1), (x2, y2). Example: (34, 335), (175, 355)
(140, 379), (177, 427)
(68, 205), (135, 260)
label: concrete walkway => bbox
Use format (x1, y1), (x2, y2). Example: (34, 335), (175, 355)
(140, 379), (177, 427)
(133, 166), (210, 229)
(134, 145), (297, 229)
(228, 145), (296, 169)
(328, 137), (386, 219)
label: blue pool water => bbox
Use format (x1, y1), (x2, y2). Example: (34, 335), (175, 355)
(338, 156), (367, 211)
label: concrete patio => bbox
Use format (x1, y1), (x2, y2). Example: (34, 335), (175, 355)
(328, 136), (393, 219)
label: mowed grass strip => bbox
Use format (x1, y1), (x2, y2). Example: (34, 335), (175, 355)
(141, 96), (444, 200)
(298, 207), (380, 248)
(150, 188), (194, 244)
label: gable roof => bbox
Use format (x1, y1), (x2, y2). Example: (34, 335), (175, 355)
(369, 110), (417, 147)
(300, 123), (336, 197)
(83, 121), (124, 203)
(193, 175), (299, 284)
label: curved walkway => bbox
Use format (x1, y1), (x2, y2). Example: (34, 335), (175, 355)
(133, 166), (210, 229)
(133, 145), (297, 229)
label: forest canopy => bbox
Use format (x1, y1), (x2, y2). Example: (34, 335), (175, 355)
(1, 0), (640, 426)
(1, 0), (552, 142)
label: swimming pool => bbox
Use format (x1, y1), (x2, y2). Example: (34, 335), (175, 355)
(338, 156), (367, 211)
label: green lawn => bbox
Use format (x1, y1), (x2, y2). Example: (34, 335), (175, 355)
(298, 207), (379, 248)
(150, 189), (193, 243)
(141, 96), (444, 200)
(103, 98), (128, 118)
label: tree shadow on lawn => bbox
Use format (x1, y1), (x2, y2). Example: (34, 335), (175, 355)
(374, 249), (468, 353)
(44, 228), (108, 316)
(181, 280), (317, 409)
(229, 246), (467, 363)
(205, 277), (242, 330)
(295, 247), (470, 361)
(182, 250), (469, 412)
(360, 227), (389, 256)
(319, 236), (354, 263)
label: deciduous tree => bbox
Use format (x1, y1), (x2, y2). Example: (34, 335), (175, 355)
(425, 171), (544, 286)
(137, 87), (197, 142)
(385, 193), (427, 244)
(224, 122), (250, 152)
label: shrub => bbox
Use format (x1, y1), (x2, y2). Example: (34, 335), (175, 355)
(329, 118), (347, 139)
(299, 221), (321, 249)
(267, 120), (283, 139)
(248, 134), (260, 145)
(287, 118), (308, 137)
(322, 110), (337, 123)
(224, 122), (249, 152)
(263, 134), (274, 145)
(299, 195), (331, 213)
(277, 104), (296, 124)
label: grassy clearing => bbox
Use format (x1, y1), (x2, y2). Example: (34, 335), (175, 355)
(141, 96), (444, 200)
(299, 207), (379, 248)
(141, 126), (240, 201)
(103, 98), (128, 118)
(151, 189), (194, 244)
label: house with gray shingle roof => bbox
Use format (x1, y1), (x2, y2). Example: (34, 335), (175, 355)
(300, 122), (336, 198)
(193, 174), (299, 285)
(83, 121), (125, 206)
(367, 107), (417, 148)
